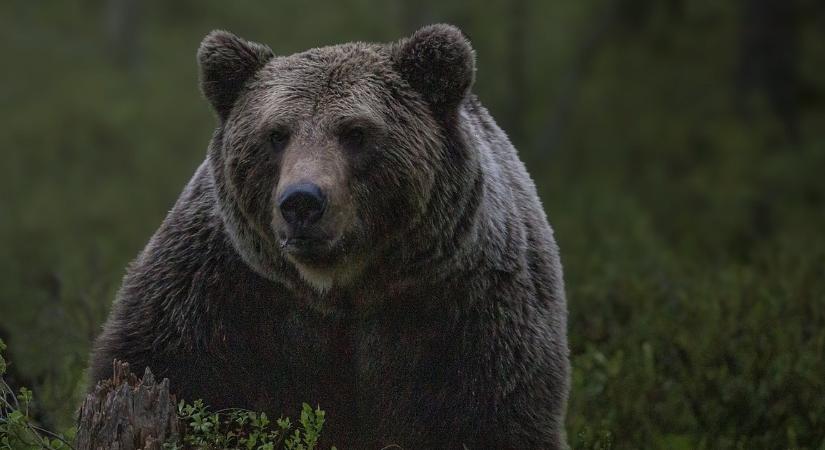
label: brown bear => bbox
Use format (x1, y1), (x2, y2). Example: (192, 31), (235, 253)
(88, 24), (569, 449)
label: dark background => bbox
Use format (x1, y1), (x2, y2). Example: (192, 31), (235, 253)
(1, 0), (824, 448)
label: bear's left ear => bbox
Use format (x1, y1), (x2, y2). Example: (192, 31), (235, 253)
(198, 30), (274, 121)
(393, 24), (476, 117)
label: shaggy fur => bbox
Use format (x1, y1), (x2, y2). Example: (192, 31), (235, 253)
(88, 24), (569, 449)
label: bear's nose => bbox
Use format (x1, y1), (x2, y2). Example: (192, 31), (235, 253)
(278, 182), (327, 229)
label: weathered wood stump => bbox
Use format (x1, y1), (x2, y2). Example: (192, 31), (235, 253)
(76, 360), (180, 450)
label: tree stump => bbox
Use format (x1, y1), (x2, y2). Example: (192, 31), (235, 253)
(76, 361), (180, 450)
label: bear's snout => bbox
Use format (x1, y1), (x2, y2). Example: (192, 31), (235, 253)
(278, 182), (327, 231)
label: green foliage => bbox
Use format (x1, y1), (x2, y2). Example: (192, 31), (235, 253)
(0, 340), (75, 450)
(165, 400), (332, 450)
(3, 339), (331, 450)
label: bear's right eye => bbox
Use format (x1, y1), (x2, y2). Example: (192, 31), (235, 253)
(269, 128), (290, 152)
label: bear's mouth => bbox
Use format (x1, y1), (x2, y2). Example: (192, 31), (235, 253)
(277, 227), (362, 270)
(279, 234), (335, 262)
(281, 235), (325, 251)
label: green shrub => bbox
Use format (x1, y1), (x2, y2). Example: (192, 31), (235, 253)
(0, 339), (75, 450)
(165, 400), (333, 450)
(1, 340), (332, 450)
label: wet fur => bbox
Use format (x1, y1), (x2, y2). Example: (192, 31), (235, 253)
(89, 25), (569, 449)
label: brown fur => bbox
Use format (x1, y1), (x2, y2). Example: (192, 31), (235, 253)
(89, 25), (569, 449)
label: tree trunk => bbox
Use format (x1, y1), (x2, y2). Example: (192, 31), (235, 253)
(106, 0), (142, 70)
(76, 361), (179, 450)
(536, 0), (621, 155)
(506, 0), (527, 146)
(735, 0), (801, 142)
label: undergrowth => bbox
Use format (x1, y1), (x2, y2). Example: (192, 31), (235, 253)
(165, 400), (332, 450)
(0, 339), (74, 449)
(0, 340), (332, 450)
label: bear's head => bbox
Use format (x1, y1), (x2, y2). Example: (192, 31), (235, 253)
(198, 25), (477, 295)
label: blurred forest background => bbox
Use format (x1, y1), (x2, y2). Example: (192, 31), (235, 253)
(1, 0), (824, 448)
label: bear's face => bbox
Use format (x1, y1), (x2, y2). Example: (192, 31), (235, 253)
(198, 26), (475, 293)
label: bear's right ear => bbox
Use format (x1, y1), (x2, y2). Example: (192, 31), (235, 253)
(197, 30), (274, 121)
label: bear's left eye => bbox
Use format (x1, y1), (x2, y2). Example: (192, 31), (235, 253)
(340, 127), (366, 149)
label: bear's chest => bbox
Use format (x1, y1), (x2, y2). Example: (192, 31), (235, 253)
(251, 303), (490, 445)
